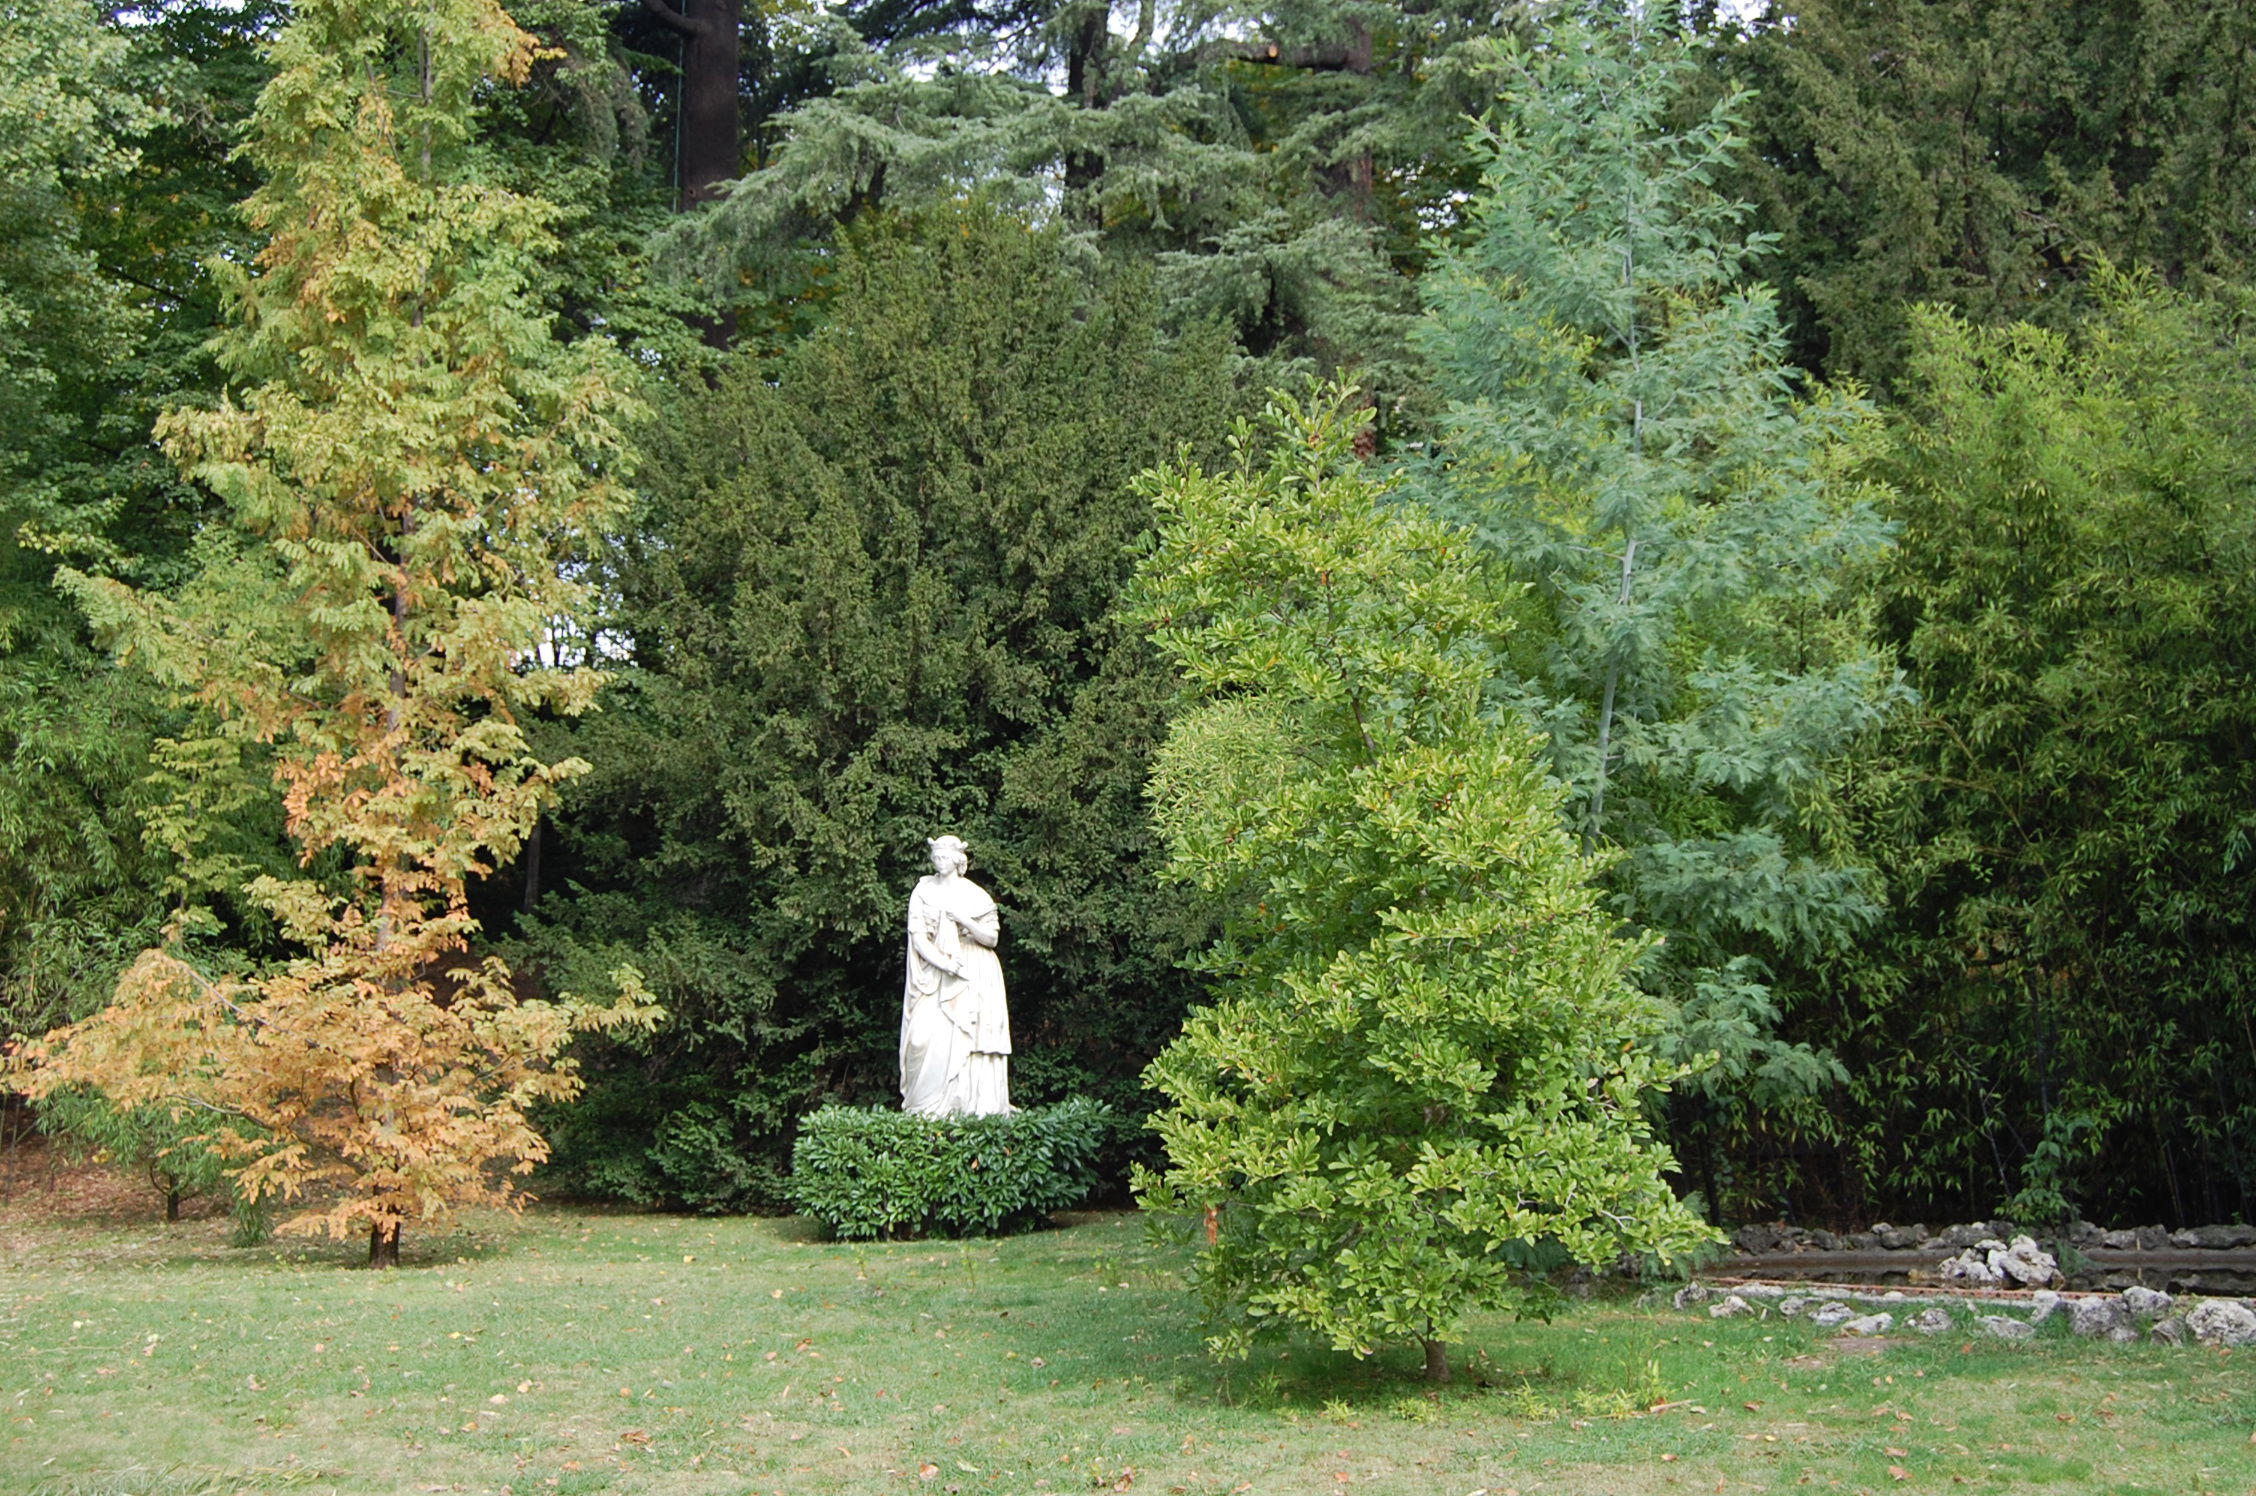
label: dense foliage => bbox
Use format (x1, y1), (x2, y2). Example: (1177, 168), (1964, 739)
(1817, 276), (2256, 1227)
(1129, 389), (1712, 1380)
(1724, 0), (2256, 391)
(6, 0), (2256, 1241)
(516, 203), (1241, 1212)
(788, 1098), (1113, 1238)
(11, 0), (660, 1264)
(1417, 14), (1898, 1215)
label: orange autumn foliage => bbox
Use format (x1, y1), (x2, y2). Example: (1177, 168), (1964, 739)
(7, 0), (659, 1263)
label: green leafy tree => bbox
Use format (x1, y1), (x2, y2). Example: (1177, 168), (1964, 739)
(1838, 273), (2256, 1226)
(0, 0), (173, 1043)
(2, 0), (307, 1049)
(517, 201), (1242, 1209)
(1129, 386), (1711, 1383)
(1414, 9), (1900, 1216)
(33, 1087), (234, 1222)
(13, 0), (658, 1265)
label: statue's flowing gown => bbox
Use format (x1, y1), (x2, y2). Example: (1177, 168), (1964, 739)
(900, 873), (1011, 1116)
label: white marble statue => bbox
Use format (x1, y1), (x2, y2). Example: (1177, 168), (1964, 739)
(899, 835), (1012, 1116)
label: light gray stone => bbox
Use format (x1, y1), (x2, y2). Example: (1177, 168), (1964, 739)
(2186, 1299), (2256, 1348)
(1938, 1248), (2004, 1287)
(1776, 1296), (1807, 1318)
(2069, 1298), (2130, 1338)
(1995, 1235), (2059, 1288)
(1739, 1283), (1787, 1300)
(2029, 1290), (2062, 1325)
(1809, 1301), (1859, 1329)
(2099, 1229), (2140, 1251)
(1709, 1294), (1755, 1320)
(1672, 1283), (1712, 1311)
(2150, 1316), (2187, 1346)
(2106, 1324), (2140, 1344)
(1839, 1313), (1894, 1336)
(1978, 1315), (2036, 1341)
(2120, 1286), (2174, 1318)
(1909, 1307), (1953, 1335)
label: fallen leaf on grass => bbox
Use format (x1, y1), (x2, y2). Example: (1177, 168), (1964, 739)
(917, 1463), (939, 1481)
(1114, 1469), (1135, 1491)
(1885, 1447), (1907, 1457)
(1888, 1466), (1911, 1482)
(619, 1429), (650, 1446)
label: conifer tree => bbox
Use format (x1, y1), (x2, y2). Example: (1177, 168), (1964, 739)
(11, 0), (658, 1265)
(1415, 7), (1899, 1211)
(1130, 387), (1711, 1381)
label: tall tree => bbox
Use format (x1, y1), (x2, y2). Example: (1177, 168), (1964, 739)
(1415, 8), (1900, 1218)
(1, 0), (187, 1046)
(647, 0), (1527, 415)
(1130, 386), (1711, 1382)
(1836, 274), (2256, 1227)
(1722, 0), (2256, 390)
(514, 202), (1243, 1210)
(639, 0), (743, 204)
(12, 0), (656, 1264)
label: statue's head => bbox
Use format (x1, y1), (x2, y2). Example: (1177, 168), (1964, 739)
(927, 835), (969, 876)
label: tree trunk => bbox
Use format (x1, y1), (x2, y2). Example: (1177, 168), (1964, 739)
(644, 0), (741, 208)
(369, 1220), (402, 1269)
(1421, 1337), (1449, 1384)
(678, 0), (741, 208)
(521, 816), (543, 916)
(165, 1186), (180, 1223)
(1062, 7), (1109, 201)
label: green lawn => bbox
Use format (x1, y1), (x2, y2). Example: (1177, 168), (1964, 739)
(3, 1201), (2253, 1496)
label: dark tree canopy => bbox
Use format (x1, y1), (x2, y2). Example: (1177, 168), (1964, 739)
(1723, 0), (2256, 390)
(513, 203), (1243, 1209)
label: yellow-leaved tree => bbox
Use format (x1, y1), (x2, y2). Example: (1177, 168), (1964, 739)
(9, 0), (659, 1265)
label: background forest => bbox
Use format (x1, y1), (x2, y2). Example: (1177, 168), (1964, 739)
(4, 0), (2253, 1235)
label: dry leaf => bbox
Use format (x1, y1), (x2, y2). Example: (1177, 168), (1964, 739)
(620, 1429), (651, 1446)
(1888, 1466), (1910, 1482)
(918, 1463), (939, 1481)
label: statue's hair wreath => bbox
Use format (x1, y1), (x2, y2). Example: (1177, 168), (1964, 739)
(928, 835), (969, 859)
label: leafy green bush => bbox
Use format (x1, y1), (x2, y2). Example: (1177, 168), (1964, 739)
(788, 1100), (1113, 1240)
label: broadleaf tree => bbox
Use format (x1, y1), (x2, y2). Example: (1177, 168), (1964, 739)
(1414, 7), (1901, 1215)
(1129, 386), (1713, 1383)
(10, 0), (659, 1265)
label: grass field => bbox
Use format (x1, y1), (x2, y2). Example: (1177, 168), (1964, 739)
(3, 1185), (2254, 1496)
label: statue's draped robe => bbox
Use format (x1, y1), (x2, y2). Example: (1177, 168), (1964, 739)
(900, 873), (1011, 1115)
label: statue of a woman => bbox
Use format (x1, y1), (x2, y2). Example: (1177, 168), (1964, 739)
(900, 835), (1012, 1116)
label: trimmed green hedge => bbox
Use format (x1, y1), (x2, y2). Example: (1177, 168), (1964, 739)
(787, 1099), (1114, 1239)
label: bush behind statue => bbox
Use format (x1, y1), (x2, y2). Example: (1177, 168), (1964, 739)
(789, 1099), (1114, 1239)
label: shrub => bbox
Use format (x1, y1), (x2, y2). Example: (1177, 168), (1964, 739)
(788, 1099), (1113, 1239)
